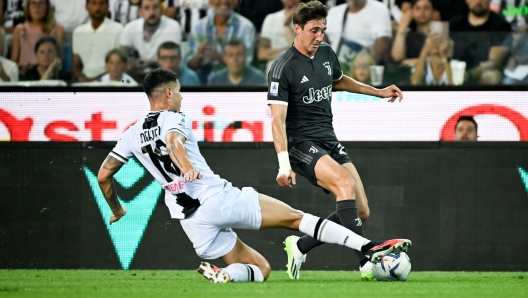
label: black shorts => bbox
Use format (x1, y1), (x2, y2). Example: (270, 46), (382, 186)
(289, 140), (351, 192)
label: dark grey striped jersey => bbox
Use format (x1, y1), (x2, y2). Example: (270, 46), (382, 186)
(267, 42), (343, 145)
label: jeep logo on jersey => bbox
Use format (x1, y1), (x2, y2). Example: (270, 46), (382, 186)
(83, 158), (163, 270)
(303, 85), (332, 104)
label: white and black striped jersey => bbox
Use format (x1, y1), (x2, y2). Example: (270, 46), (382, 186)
(110, 110), (225, 219)
(267, 43), (343, 145)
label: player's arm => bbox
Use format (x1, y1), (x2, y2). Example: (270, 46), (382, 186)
(333, 75), (403, 103)
(97, 155), (127, 224)
(270, 104), (296, 188)
(165, 131), (202, 182)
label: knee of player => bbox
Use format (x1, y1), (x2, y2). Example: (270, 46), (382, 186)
(335, 174), (356, 194)
(288, 209), (305, 230)
(260, 261), (271, 280)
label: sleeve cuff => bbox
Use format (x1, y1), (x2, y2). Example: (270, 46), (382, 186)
(332, 72), (344, 82)
(109, 151), (129, 164)
(267, 100), (288, 106)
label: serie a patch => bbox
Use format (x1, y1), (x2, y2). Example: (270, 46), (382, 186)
(269, 82), (279, 96)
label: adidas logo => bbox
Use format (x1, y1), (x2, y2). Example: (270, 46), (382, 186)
(301, 76), (309, 83)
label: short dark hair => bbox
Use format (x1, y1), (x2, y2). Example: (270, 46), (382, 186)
(455, 116), (478, 132)
(225, 39), (246, 51)
(293, 0), (328, 29)
(34, 36), (59, 54)
(138, 0), (161, 8)
(157, 42), (181, 57)
(143, 69), (179, 98)
(412, 0), (435, 10)
(85, 0), (109, 5)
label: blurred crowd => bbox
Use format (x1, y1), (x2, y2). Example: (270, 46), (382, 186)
(0, 0), (526, 87)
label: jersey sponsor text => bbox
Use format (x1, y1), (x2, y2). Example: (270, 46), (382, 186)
(302, 85), (333, 104)
(163, 180), (185, 193)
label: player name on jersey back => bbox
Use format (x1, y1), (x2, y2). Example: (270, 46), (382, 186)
(140, 126), (161, 143)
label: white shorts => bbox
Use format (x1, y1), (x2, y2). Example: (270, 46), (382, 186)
(180, 184), (262, 259)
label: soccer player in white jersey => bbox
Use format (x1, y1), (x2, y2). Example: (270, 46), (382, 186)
(96, 69), (411, 283)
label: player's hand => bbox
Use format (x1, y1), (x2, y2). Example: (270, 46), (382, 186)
(378, 84), (403, 103)
(276, 170), (296, 188)
(184, 169), (203, 182)
(110, 206), (127, 225)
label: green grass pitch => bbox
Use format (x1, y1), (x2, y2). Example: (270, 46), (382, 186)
(0, 270), (526, 297)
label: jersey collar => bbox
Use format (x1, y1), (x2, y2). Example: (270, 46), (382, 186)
(291, 43), (319, 61)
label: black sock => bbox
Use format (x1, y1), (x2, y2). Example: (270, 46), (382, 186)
(359, 258), (368, 267)
(296, 212), (340, 254)
(360, 241), (376, 254)
(336, 200), (369, 265)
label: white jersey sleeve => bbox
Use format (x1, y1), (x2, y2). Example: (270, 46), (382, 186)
(110, 128), (134, 163)
(160, 111), (189, 140)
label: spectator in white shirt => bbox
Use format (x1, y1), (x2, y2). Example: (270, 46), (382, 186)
(72, 0), (123, 82)
(50, 0), (90, 34)
(120, 0), (182, 65)
(0, 57), (19, 82)
(326, 0), (392, 70)
(258, 0), (300, 76)
(97, 48), (138, 85)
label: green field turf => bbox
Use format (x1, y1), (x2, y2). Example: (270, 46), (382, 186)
(0, 270), (526, 298)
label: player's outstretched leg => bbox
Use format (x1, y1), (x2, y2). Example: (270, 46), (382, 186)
(294, 159), (376, 280)
(197, 237), (271, 283)
(258, 194), (411, 278)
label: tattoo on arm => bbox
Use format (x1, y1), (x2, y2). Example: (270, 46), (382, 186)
(99, 155), (124, 213)
(167, 145), (183, 169)
(107, 179), (121, 213)
(102, 156), (124, 171)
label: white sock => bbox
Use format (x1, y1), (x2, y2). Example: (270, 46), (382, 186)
(299, 213), (370, 251)
(222, 263), (264, 282)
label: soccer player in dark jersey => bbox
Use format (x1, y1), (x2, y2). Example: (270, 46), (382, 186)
(267, 1), (406, 281)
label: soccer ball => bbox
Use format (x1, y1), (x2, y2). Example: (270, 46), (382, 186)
(372, 252), (411, 281)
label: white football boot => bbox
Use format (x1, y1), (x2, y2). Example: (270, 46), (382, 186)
(284, 235), (307, 280)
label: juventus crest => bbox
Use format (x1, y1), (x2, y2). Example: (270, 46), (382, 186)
(323, 61), (331, 76)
